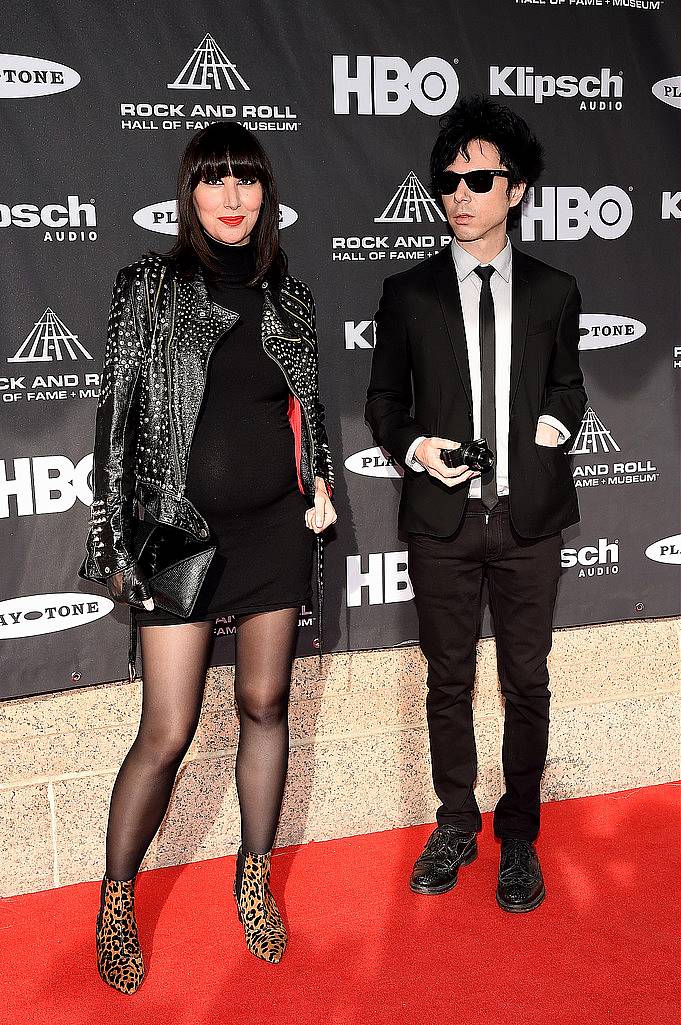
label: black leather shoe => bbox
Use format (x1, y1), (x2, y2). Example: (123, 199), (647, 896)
(496, 839), (545, 912)
(409, 825), (478, 895)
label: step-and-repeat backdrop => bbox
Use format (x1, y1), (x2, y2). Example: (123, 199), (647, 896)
(1, 1), (679, 698)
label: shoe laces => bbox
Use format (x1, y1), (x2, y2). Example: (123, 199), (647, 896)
(499, 840), (537, 884)
(423, 827), (469, 860)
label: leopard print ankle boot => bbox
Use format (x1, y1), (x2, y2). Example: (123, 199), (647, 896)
(233, 848), (288, 964)
(96, 876), (145, 993)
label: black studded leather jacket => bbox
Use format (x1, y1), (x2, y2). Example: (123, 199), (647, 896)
(80, 254), (335, 584)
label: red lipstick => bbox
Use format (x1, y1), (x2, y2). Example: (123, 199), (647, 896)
(219, 215), (245, 226)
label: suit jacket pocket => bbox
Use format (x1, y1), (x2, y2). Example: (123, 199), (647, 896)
(534, 441), (568, 478)
(527, 319), (553, 336)
(525, 319), (553, 336)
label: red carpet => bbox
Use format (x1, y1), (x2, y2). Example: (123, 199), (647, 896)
(2, 784), (678, 1025)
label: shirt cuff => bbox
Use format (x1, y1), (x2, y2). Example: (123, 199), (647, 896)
(405, 436), (427, 471)
(537, 415), (571, 444)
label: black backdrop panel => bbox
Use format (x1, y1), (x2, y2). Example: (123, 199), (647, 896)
(1, 1), (679, 697)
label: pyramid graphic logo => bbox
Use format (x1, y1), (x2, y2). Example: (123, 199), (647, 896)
(167, 34), (250, 91)
(8, 308), (93, 363)
(569, 407), (621, 455)
(374, 172), (445, 224)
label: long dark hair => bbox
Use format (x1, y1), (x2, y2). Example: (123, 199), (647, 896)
(165, 121), (287, 287)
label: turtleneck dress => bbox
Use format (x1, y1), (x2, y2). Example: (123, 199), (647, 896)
(136, 236), (314, 625)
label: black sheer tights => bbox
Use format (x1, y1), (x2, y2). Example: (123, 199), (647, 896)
(105, 607), (299, 881)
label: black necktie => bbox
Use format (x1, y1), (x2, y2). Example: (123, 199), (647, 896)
(474, 265), (498, 512)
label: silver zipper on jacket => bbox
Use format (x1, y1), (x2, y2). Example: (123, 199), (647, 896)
(165, 280), (181, 486)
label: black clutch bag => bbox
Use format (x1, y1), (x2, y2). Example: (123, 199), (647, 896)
(128, 519), (216, 617)
(79, 519), (216, 619)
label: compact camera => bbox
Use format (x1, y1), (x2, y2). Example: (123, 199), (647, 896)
(440, 438), (495, 473)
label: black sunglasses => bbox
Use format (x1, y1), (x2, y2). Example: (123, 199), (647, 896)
(436, 169), (511, 195)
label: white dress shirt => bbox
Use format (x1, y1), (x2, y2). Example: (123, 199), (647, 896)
(405, 237), (570, 497)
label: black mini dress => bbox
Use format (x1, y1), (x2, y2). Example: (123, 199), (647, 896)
(136, 237), (314, 626)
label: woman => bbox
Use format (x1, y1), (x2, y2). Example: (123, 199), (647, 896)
(80, 122), (336, 990)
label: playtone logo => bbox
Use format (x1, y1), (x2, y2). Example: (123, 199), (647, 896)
(332, 55), (459, 115)
(346, 551), (414, 606)
(579, 314), (646, 350)
(0, 455), (92, 518)
(490, 66), (623, 109)
(133, 200), (297, 234)
(644, 535), (681, 565)
(0, 593), (113, 638)
(652, 76), (681, 109)
(0, 53), (80, 97)
(344, 447), (403, 479)
(521, 186), (633, 241)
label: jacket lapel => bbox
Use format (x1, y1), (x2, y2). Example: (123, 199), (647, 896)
(510, 247), (532, 411)
(262, 289), (300, 347)
(188, 271), (239, 335)
(431, 248), (473, 409)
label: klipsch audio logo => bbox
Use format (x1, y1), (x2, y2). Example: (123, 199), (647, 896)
(332, 55), (459, 116)
(345, 320), (376, 349)
(333, 171), (451, 263)
(644, 535), (681, 565)
(561, 538), (619, 578)
(579, 314), (646, 350)
(2, 313), (98, 406)
(0, 454), (93, 517)
(521, 186), (633, 241)
(121, 33), (298, 132)
(661, 191), (680, 219)
(346, 551), (414, 607)
(0, 593), (113, 638)
(489, 66), (623, 111)
(344, 447), (403, 479)
(133, 199), (298, 234)
(570, 408), (659, 490)
(0, 53), (80, 97)
(0, 196), (97, 243)
(652, 76), (681, 109)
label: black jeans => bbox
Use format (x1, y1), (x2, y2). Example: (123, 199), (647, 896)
(407, 497), (562, 841)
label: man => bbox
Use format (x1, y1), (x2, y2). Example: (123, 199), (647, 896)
(365, 96), (586, 912)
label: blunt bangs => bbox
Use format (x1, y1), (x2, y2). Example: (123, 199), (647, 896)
(163, 120), (287, 287)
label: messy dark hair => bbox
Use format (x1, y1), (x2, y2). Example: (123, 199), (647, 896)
(430, 95), (544, 227)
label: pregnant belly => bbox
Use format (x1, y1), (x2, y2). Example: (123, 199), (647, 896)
(185, 416), (300, 516)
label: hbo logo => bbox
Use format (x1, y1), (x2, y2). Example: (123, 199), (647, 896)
(332, 55), (459, 116)
(0, 454), (93, 517)
(521, 186), (633, 241)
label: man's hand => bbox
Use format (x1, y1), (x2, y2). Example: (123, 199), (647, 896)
(414, 437), (481, 488)
(534, 422), (560, 448)
(305, 476), (338, 534)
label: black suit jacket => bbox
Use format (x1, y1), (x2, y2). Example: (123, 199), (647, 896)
(364, 245), (587, 539)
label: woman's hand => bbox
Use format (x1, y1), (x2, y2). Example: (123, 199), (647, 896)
(304, 476), (337, 534)
(106, 562), (155, 611)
